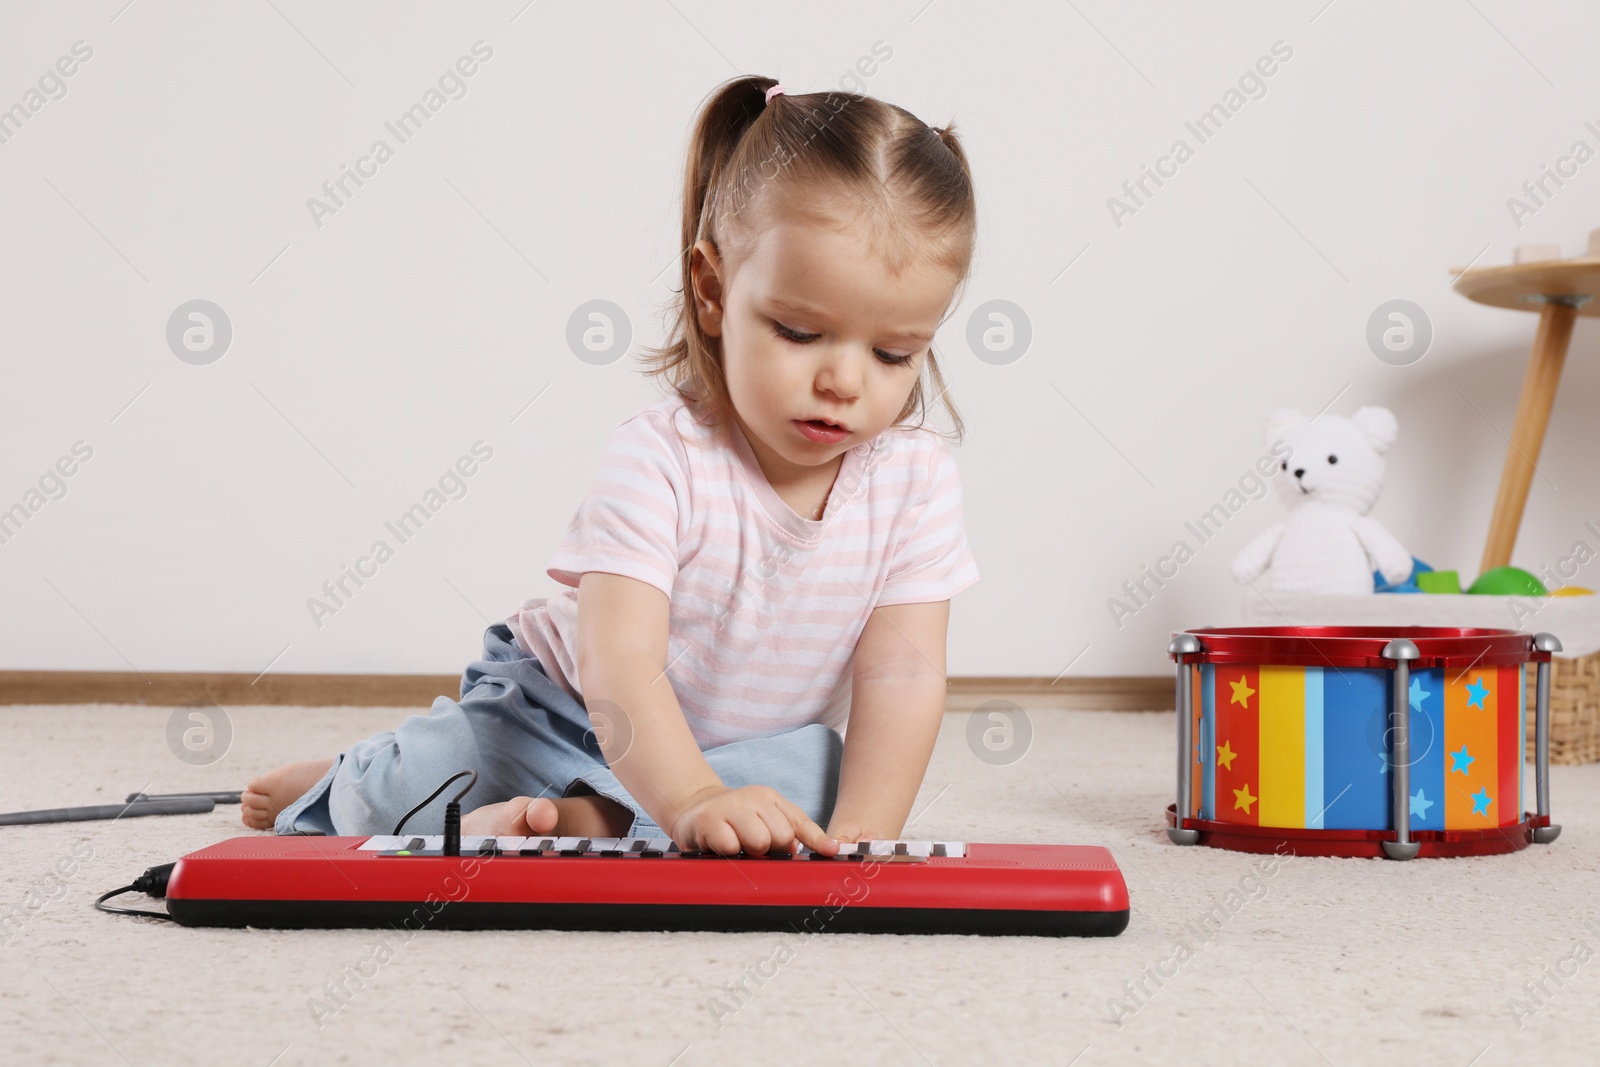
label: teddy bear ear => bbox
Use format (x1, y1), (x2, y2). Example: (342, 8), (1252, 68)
(1351, 406), (1398, 453)
(1264, 408), (1304, 450)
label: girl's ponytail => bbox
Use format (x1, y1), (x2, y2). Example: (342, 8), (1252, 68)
(679, 76), (775, 264)
(647, 76), (775, 426)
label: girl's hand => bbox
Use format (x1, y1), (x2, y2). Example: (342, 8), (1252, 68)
(670, 785), (839, 857)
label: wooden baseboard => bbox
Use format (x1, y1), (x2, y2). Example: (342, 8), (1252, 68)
(0, 671), (1173, 711)
(943, 676), (1170, 712)
(0, 672), (465, 708)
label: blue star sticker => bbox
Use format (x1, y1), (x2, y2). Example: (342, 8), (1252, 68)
(1471, 787), (1493, 817)
(1466, 676), (1489, 709)
(1410, 789), (1434, 819)
(1409, 675), (1430, 712)
(1450, 745), (1475, 775)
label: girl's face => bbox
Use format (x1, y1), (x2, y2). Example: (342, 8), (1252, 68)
(691, 213), (961, 486)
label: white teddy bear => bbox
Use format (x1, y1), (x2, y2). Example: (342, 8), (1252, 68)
(1231, 406), (1413, 595)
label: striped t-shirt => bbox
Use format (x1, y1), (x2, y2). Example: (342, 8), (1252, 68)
(509, 395), (980, 746)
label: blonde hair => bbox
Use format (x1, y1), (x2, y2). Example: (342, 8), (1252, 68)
(639, 75), (977, 444)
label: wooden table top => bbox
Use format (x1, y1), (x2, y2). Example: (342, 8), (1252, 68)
(1453, 257), (1600, 315)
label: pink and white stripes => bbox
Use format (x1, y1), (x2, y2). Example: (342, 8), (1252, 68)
(511, 396), (978, 746)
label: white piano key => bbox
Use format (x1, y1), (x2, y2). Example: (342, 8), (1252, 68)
(359, 835), (404, 851)
(645, 838), (674, 853)
(588, 837), (623, 852)
(494, 836), (528, 852)
(552, 836), (588, 852)
(475, 836), (514, 852)
(906, 841), (932, 857)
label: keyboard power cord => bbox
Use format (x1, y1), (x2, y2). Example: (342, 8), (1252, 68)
(94, 862), (176, 922)
(392, 769), (478, 856)
(93, 769), (482, 922)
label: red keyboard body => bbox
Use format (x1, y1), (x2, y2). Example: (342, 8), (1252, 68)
(163, 835), (1130, 937)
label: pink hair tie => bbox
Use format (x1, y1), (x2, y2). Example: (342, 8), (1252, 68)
(765, 84), (786, 105)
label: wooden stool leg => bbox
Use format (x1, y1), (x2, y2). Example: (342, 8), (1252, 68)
(1480, 300), (1580, 573)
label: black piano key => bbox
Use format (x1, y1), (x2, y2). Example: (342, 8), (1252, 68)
(894, 842), (908, 856)
(518, 846), (544, 856)
(477, 838), (500, 856)
(932, 842), (947, 857)
(405, 837), (426, 852)
(627, 839), (647, 852)
(560, 838), (591, 857)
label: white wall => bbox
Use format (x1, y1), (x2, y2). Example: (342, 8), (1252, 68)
(3, 1), (1599, 678)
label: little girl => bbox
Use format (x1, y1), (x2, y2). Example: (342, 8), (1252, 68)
(243, 75), (980, 856)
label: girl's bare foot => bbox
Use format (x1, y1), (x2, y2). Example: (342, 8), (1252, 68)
(241, 758), (334, 830)
(460, 793), (633, 838)
(460, 796), (561, 837)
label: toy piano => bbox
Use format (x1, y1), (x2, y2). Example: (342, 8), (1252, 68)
(161, 834), (1130, 937)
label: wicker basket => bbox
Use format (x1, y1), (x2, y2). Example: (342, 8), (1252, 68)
(1523, 649), (1600, 764)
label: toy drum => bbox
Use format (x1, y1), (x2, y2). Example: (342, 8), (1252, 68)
(1163, 626), (1563, 859)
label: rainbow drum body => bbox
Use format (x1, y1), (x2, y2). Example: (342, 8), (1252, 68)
(1163, 626), (1563, 859)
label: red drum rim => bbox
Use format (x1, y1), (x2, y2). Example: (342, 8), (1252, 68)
(1169, 625), (1546, 669)
(1164, 805), (1547, 858)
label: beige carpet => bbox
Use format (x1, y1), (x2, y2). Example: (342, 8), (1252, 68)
(2, 703), (1597, 1067)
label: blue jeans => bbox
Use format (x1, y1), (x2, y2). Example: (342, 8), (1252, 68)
(274, 621), (844, 839)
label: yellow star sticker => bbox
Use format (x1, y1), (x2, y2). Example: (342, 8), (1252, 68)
(1217, 741), (1237, 770)
(1233, 783), (1257, 814)
(1229, 675), (1256, 707)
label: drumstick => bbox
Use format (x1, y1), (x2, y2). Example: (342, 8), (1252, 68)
(124, 791), (243, 805)
(0, 798), (215, 825)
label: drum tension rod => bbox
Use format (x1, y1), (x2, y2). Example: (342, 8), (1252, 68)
(1532, 633), (1563, 845)
(1167, 633), (1204, 846)
(1380, 639), (1422, 860)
